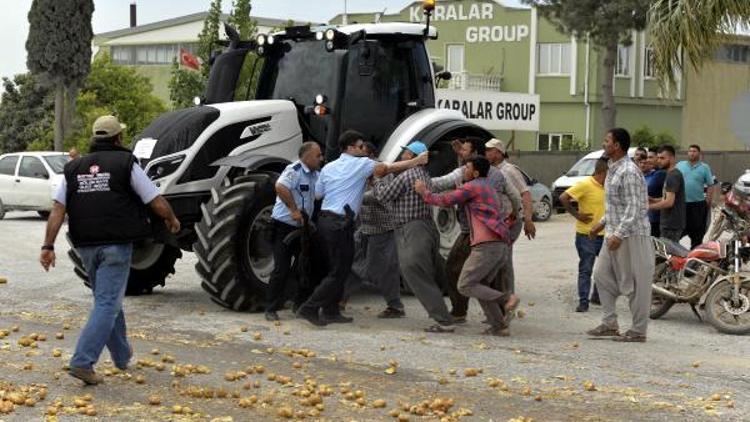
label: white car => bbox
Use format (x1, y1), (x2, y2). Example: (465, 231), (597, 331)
(551, 147), (638, 210)
(0, 151), (69, 219)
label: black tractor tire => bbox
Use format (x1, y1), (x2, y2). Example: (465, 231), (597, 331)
(193, 173), (278, 312)
(67, 236), (182, 295)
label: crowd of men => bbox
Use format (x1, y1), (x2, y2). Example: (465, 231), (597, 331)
(38, 114), (718, 384)
(267, 130), (534, 336)
(559, 133), (716, 342)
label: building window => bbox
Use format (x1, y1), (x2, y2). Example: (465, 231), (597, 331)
(643, 47), (655, 78)
(446, 44), (465, 73)
(537, 43), (571, 75)
(716, 44), (750, 64)
(538, 133), (573, 151)
(615, 45), (631, 77)
(110, 44), (196, 66)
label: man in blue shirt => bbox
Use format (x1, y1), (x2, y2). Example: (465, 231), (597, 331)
(644, 148), (666, 237)
(295, 130), (428, 326)
(265, 142), (323, 322)
(676, 144), (716, 249)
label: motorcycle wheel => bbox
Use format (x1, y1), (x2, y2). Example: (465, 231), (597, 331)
(650, 295), (675, 320)
(704, 279), (750, 335)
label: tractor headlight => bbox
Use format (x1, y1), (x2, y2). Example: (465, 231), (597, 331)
(256, 34), (267, 46)
(324, 29), (336, 41)
(267, 35), (275, 45)
(146, 155), (186, 180)
(325, 40), (335, 52)
(315, 31), (324, 41)
(315, 94), (327, 105)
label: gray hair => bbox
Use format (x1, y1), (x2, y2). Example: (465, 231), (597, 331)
(298, 141), (319, 158)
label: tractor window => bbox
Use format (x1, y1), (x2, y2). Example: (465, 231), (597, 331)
(338, 40), (416, 150)
(257, 40), (340, 107)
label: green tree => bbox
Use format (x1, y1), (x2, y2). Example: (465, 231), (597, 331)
(0, 74), (54, 153)
(26, 55), (166, 153)
(26, 0), (94, 151)
(197, 0), (224, 81)
(631, 126), (677, 150)
(168, 60), (206, 109)
(523, 1), (651, 133)
(228, 0), (260, 101)
(649, 1), (750, 86)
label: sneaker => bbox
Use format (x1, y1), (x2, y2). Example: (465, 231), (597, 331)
(377, 307), (405, 319)
(575, 304), (589, 313)
(265, 311), (280, 322)
(68, 367), (103, 385)
(296, 309), (327, 327)
(321, 314), (354, 324)
(586, 324), (620, 337)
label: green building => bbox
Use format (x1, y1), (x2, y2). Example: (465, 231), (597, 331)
(331, 0), (686, 151)
(95, 1), (750, 151)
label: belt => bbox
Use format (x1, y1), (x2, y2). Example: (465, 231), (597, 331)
(320, 210), (347, 219)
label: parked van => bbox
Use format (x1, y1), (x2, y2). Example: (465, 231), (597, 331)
(551, 147), (637, 210)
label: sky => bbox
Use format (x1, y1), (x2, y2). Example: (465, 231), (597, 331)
(0, 0), (525, 81)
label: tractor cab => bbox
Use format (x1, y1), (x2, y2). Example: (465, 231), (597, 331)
(206, 23), (440, 161)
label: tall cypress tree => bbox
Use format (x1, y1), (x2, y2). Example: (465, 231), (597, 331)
(26, 0), (94, 151)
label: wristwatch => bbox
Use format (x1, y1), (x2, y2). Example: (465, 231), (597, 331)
(41, 244), (54, 251)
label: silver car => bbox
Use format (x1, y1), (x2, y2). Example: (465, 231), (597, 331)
(512, 164), (553, 222)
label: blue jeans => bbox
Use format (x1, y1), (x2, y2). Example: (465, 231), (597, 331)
(70, 243), (132, 370)
(575, 234), (603, 306)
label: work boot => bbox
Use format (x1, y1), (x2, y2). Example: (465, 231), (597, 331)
(575, 303), (589, 313)
(68, 367), (103, 385)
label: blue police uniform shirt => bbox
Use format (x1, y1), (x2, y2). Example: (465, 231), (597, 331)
(676, 161), (714, 203)
(316, 153), (377, 216)
(271, 160), (319, 227)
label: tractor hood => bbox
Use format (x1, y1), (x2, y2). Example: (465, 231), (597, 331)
(134, 106), (221, 164)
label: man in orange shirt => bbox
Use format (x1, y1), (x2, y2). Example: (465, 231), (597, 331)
(559, 158), (608, 312)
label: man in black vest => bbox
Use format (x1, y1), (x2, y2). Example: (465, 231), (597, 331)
(39, 115), (180, 385)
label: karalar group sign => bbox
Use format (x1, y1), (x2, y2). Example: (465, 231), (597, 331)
(436, 90), (540, 132)
(409, 2), (529, 44)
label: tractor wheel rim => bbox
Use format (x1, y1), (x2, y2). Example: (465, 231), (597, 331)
(132, 240), (165, 270)
(246, 205), (275, 284)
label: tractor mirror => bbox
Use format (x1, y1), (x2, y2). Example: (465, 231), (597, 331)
(436, 71), (452, 81)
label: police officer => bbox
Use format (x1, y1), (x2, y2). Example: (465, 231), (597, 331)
(39, 115), (180, 385)
(296, 130), (429, 326)
(265, 142), (323, 321)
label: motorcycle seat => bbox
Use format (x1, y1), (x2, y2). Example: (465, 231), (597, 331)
(660, 238), (690, 257)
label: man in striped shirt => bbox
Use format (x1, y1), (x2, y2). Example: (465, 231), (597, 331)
(588, 128), (655, 343)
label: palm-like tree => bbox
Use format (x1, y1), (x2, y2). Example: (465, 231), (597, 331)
(649, 0), (750, 85)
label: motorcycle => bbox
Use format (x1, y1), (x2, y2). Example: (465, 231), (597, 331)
(650, 193), (750, 334)
(707, 172), (750, 241)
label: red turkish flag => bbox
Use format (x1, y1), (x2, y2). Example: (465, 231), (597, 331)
(180, 48), (200, 70)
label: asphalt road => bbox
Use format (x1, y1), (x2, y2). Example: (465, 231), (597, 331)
(0, 211), (748, 421)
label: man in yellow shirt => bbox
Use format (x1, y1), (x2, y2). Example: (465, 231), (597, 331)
(560, 158), (608, 312)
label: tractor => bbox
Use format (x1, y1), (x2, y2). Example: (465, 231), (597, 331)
(67, 3), (492, 311)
